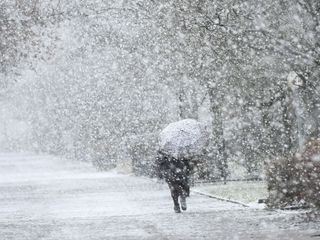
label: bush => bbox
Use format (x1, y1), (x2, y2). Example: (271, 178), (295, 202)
(266, 139), (320, 209)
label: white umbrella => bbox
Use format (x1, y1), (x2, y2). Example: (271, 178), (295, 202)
(159, 119), (209, 158)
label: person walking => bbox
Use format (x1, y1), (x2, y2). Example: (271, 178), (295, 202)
(155, 150), (193, 213)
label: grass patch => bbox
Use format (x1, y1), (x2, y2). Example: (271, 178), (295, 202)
(195, 181), (268, 204)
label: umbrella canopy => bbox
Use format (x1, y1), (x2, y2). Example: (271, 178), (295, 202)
(159, 119), (209, 158)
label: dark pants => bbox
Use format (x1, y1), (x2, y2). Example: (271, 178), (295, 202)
(167, 178), (190, 208)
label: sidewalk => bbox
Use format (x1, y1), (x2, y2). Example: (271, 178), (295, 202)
(1, 153), (319, 240)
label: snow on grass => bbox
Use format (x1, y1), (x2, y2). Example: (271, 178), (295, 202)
(194, 181), (268, 206)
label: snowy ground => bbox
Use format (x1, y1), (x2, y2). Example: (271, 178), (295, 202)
(0, 153), (319, 240)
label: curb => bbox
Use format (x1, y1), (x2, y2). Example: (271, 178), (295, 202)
(192, 189), (250, 208)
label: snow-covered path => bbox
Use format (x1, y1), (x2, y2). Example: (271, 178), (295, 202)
(0, 153), (319, 240)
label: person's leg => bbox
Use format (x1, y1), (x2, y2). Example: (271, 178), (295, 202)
(179, 183), (187, 211)
(180, 177), (190, 211)
(180, 195), (187, 211)
(169, 183), (181, 213)
(185, 183), (190, 197)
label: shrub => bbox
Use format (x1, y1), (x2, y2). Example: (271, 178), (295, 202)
(266, 139), (320, 209)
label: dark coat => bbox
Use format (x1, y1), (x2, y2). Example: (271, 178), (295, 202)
(155, 150), (192, 184)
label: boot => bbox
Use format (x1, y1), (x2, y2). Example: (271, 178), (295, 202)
(180, 196), (187, 211)
(174, 204), (181, 213)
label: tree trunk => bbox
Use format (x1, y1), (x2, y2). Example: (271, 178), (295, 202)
(207, 87), (228, 182)
(178, 88), (189, 119)
(281, 93), (297, 154)
(287, 69), (320, 150)
(178, 86), (199, 120)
